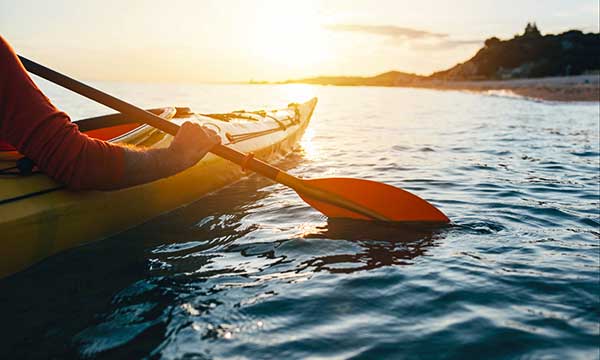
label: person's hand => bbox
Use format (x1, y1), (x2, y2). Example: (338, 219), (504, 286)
(169, 122), (221, 169)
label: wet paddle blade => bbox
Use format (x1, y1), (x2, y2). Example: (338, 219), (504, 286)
(297, 178), (449, 223)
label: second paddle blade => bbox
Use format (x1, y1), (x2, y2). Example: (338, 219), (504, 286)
(297, 178), (450, 223)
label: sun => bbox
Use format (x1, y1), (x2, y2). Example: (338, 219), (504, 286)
(245, 3), (330, 73)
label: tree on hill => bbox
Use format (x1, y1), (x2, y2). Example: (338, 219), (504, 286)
(523, 22), (541, 37)
(484, 37), (501, 48)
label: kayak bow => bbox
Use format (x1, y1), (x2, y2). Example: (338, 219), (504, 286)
(0, 100), (317, 278)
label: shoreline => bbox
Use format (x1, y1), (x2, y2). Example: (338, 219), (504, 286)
(412, 75), (599, 102)
(270, 75), (599, 102)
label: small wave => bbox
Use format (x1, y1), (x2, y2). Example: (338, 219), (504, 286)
(484, 89), (528, 99)
(418, 147), (436, 152)
(451, 220), (507, 234)
(570, 150), (599, 157)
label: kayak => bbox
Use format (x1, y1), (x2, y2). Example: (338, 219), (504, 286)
(0, 97), (317, 278)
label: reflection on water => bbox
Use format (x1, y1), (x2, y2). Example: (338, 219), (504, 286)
(298, 126), (319, 161)
(1, 84), (598, 359)
(300, 220), (444, 273)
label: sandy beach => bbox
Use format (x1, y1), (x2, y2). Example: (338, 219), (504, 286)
(416, 75), (599, 102)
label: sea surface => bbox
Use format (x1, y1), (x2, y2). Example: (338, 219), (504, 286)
(1, 81), (599, 359)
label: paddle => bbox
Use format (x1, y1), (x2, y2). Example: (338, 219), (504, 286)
(18, 55), (449, 223)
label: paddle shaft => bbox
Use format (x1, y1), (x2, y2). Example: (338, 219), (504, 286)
(19, 56), (389, 221)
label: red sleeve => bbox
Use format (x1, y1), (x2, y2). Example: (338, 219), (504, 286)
(0, 35), (125, 190)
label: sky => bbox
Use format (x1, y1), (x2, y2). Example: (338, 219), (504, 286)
(1, 0), (598, 83)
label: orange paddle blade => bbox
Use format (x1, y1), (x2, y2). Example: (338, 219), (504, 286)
(297, 178), (449, 223)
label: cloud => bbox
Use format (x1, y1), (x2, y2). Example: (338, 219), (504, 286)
(325, 24), (448, 40)
(432, 39), (482, 49)
(326, 23), (482, 51)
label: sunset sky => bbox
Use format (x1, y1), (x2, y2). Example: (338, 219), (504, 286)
(1, 0), (598, 83)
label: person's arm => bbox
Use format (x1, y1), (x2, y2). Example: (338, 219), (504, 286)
(0, 35), (219, 190)
(114, 122), (220, 190)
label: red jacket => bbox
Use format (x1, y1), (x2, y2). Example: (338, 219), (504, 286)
(0, 35), (124, 190)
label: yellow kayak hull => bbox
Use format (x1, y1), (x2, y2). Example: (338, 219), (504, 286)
(0, 98), (317, 278)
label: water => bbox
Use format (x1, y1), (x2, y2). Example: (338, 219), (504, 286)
(1, 82), (598, 359)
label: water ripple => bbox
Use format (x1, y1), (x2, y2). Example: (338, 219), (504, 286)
(1, 85), (598, 359)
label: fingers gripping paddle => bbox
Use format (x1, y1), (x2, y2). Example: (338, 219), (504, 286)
(18, 56), (449, 223)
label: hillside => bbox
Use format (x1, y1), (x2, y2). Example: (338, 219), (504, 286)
(282, 71), (424, 86)
(431, 24), (600, 80)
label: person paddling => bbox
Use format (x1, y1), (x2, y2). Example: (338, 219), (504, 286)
(0, 35), (220, 190)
